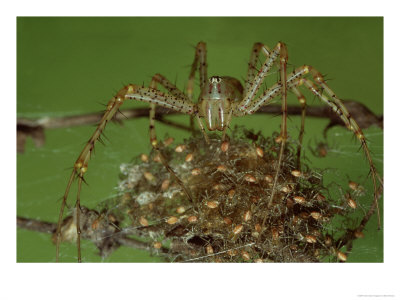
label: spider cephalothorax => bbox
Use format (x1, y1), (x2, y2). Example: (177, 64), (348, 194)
(198, 76), (243, 131)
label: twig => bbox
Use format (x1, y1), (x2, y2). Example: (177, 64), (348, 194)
(17, 216), (171, 258)
(17, 100), (382, 153)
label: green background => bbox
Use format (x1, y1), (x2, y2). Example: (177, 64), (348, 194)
(17, 17), (383, 262)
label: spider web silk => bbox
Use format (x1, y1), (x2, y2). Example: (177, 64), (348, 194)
(16, 112), (383, 262)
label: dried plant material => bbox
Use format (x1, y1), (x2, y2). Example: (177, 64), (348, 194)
(55, 128), (376, 262)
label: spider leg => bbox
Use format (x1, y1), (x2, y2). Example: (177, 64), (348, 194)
(233, 42), (292, 229)
(291, 86), (307, 169)
(302, 67), (382, 228)
(268, 42), (289, 208)
(56, 94), (125, 262)
(194, 113), (210, 144)
(149, 70), (210, 144)
(238, 65), (309, 115)
(148, 73), (190, 145)
(55, 170), (74, 262)
(244, 42), (265, 95)
(187, 42), (208, 137)
(235, 78), (307, 169)
(126, 85), (195, 113)
(236, 42), (284, 115)
(149, 76), (194, 203)
(221, 109), (233, 141)
(187, 42), (208, 102)
(75, 175), (83, 262)
(150, 73), (188, 99)
(235, 43), (291, 208)
(234, 66), (310, 168)
(235, 65), (311, 179)
(56, 84), (196, 262)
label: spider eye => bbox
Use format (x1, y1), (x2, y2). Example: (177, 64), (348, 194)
(210, 76), (222, 83)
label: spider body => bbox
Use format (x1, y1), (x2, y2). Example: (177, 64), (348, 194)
(56, 41), (382, 262)
(198, 76), (243, 131)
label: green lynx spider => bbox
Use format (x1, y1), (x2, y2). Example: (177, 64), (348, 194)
(56, 42), (381, 262)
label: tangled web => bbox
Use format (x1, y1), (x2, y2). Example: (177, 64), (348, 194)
(57, 127), (373, 262)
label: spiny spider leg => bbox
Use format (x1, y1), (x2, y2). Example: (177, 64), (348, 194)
(236, 43), (284, 114)
(237, 65), (308, 115)
(245, 66), (309, 169)
(237, 51), (381, 230)
(56, 93), (125, 262)
(244, 42), (264, 95)
(242, 58), (310, 169)
(187, 42), (209, 139)
(149, 75), (194, 203)
(151, 73), (188, 100)
(126, 85), (194, 113)
(291, 85), (307, 169)
(186, 42), (212, 143)
(56, 42), (382, 262)
(148, 73), (190, 146)
(221, 110), (233, 141)
(147, 80), (186, 147)
(221, 43), (266, 140)
(241, 77), (308, 169)
(75, 175), (83, 262)
(187, 42), (208, 102)
(56, 84), (196, 262)
(301, 70), (382, 228)
(269, 43), (289, 209)
(55, 170), (74, 261)
(232, 42), (290, 211)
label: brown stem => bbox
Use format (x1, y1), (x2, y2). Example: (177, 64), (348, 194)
(17, 100), (383, 153)
(17, 216), (171, 257)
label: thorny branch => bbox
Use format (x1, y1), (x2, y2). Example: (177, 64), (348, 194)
(17, 100), (383, 153)
(17, 215), (172, 259)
